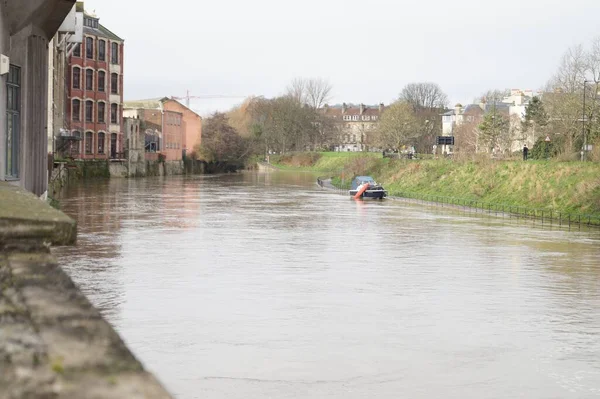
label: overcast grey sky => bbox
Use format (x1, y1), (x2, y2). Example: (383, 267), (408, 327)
(86, 0), (600, 116)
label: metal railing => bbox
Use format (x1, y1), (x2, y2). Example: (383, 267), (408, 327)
(318, 176), (600, 228)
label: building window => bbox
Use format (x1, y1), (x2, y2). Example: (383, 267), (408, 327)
(85, 100), (94, 122)
(343, 115), (351, 121)
(111, 42), (119, 64)
(352, 115), (359, 121)
(110, 133), (117, 158)
(86, 37), (94, 59)
(72, 67), (81, 89)
(98, 40), (106, 61)
(73, 43), (81, 57)
(85, 131), (93, 154)
(72, 99), (81, 121)
(98, 102), (105, 123)
(93, 20), (98, 29)
(98, 71), (105, 92)
(111, 103), (118, 124)
(372, 116), (378, 121)
(5, 65), (21, 178)
(111, 73), (118, 94)
(98, 132), (105, 154)
(362, 115), (370, 121)
(85, 69), (93, 90)
(72, 131), (81, 154)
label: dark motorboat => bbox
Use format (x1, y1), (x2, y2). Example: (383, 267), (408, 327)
(348, 176), (387, 199)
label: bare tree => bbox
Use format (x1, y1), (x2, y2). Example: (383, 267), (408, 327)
(286, 78), (307, 104)
(549, 44), (587, 94)
(399, 82), (449, 111)
(286, 77), (333, 109)
(306, 78), (333, 109)
(453, 120), (480, 155)
(473, 89), (510, 104)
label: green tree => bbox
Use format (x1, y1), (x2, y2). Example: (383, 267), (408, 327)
(373, 101), (420, 150)
(478, 111), (510, 152)
(521, 96), (549, 143)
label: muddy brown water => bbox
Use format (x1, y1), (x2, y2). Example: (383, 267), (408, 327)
(54, 172), (600, 399)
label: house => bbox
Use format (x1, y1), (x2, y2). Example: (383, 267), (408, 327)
(320, 103), (384, 151)
(61, 2), (125, 160)
(0, 0), (76, 197)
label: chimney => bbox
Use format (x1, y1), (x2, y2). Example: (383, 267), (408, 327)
(454, 103), (463, 116)
(359, 103), (365, 115)
(379, 103), (384, 113)
(342, 103), (347, 114)
(479, 98), (486, 111)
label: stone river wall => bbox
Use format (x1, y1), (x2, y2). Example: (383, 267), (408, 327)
(0, 182), (172, 398)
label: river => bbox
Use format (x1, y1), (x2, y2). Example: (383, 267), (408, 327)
(54, 171), (600, 399)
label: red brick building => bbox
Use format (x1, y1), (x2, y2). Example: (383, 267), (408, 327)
(66, 5), (124, 159)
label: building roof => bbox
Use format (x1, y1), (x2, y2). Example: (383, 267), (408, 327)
(123, 98), (164, 109)
(78, 1), (124, 41)
(320, 104), (383, 118)
(124, 97), (202, 119)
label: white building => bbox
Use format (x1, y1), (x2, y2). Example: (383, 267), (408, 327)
(441, 89), (536, 152)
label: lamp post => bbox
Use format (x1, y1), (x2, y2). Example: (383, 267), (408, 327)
(582, 80), (588, 161)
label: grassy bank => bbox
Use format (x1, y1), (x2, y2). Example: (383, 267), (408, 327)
(270, 151), (381, 172)
(272, 152), (600, 215)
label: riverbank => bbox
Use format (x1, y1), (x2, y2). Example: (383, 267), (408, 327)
(270, 152), (600, 215)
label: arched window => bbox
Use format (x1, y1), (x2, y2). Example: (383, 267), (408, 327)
(72, 99), (81, 121)
(73, 43), (81, 57)
(111, 42), (119, 64)
(85, 69), (93, 90)
(98, 40), (106, 61)
(98, 71), (105, 92)
(85, 100), (94, 122)
(111, 73), (118, 94)
(97, 102), (105, 123)
(85, 131), (93, 154)
(110, 103), (118, 124)
(86, 37), (94, 59)
(110, 133), (118, 158)
(72, 67), (81, 89)
(97, 132), (105, 154)
(72, 131), (81, 154)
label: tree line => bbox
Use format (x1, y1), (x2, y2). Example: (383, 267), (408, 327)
(195, 39), (600, 165)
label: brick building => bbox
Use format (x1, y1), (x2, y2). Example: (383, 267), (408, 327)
(124, 97), (202, 161)
(123, 103), (184, 161)
(162, 99), (202, 157)
(66, 3), (124, 160)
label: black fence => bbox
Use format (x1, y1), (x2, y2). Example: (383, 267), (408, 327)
(319, 177), (600, 228)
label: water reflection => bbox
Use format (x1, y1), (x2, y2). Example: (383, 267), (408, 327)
(55, 172), (600, 399)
